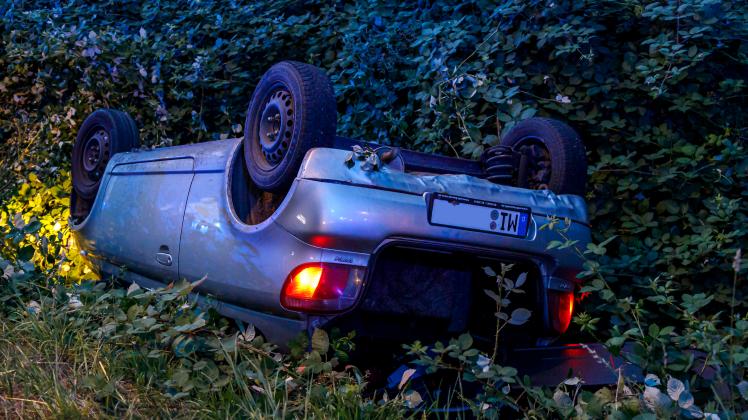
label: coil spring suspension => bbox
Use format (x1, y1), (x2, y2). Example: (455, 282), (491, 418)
(482, 145), (518, 185)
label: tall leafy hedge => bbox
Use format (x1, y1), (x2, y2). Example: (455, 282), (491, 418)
(1, 1), (747, 415)
(1, 0), (746, 326)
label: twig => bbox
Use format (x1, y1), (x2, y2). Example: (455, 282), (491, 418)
(728, 249), (740, 412)
(0, 396), (49, 406)
(454, 26), (501, 73)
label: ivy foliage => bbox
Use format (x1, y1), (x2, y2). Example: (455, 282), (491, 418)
(0, 172), (95, 280)
(0, 1), (747, 416)
(1, 0), (745, 282)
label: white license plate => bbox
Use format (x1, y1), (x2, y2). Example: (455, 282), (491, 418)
(428, 193), (531, 237)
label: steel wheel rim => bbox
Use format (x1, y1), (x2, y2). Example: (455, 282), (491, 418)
(80, 127), (110, 182)
(257, 87), (294, 168)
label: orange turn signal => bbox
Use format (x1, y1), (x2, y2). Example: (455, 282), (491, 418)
(281, 263), (366, 313)
(284, 266), (323, 299)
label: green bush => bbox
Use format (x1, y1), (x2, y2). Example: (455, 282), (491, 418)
(1, 0), (746, 417)
(0, 171), (96, 280)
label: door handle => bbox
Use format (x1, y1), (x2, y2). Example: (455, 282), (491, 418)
(156, 252), (172, 266)
(156, 245), (173, 266)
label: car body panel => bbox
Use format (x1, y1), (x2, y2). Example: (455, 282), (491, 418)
(72, 137), (591, 348)
(276, 177), (589, 269)
(297, 147), (589, 225)
(179, 166), (320, 318)
(76, 156), (194, 282)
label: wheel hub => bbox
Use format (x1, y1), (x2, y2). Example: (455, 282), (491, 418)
(82, 129), (110, 178)
(258, 89), (294, 166)
(517, 139), (552, 190)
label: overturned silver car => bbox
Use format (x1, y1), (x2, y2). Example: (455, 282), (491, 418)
(70, 61), (590, 351)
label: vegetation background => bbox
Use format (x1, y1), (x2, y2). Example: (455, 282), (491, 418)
(0, 0), (745, 418)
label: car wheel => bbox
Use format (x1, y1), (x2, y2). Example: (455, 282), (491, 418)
(72, 109), (139, 200)
(243, 61), (336, 192)
(499, 118), (587, 196)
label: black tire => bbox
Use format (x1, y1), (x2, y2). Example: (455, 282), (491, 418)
(500, 118), (587, 196)
(72, 109), (139, 200)
(243, 61), (336, 192)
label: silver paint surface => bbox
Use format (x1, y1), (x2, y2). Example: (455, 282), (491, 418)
(72, 137), (591, 346)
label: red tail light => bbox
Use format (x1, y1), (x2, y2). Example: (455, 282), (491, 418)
(549, 291), (574, 333)
(281, 263), (366, 313)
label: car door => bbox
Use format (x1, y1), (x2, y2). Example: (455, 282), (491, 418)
(94, 157), (194, 283)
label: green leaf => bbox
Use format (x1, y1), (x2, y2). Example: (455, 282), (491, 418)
(659, 326), (674, 337)
(24, 221), (41, 234)
(519, 107), (536, 120)
(311, 328), (329, 354)
(558, 239), (579, 250)
(457, 333), (473, 350)
(174, 314), (206, 332)
(677, 390), (694, 409)
(127, 282), (141, 296)
(484, 289), (500, 303)
(643, 386), (671, 412)
(553, 389), (573, 408)
(509, 102), (523, 118)
(606, 336), (626, 347)
(17, 246), (34, 261)
(667, 377), (685, 402)
(737, 381), (748, 400)
(648, 324), (660, 338)
(508, 308), (531, 325)
(502, 278), (514, 289)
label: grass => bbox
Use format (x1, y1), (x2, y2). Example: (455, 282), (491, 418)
(0, 294), (182, 417)
(0, 279), (412, 419)
(0, 258), (744, 419)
